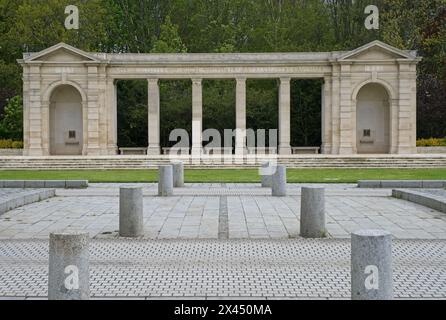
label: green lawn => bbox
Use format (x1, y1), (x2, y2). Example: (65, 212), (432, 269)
(0, 169), (445, 183)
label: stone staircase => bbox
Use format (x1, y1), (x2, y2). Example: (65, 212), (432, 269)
(1, 155), (446, 169)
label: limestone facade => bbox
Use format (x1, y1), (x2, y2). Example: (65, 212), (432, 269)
(18, 41), (420, 156)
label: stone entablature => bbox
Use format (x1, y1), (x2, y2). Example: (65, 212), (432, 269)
(18, 40), (421, 156)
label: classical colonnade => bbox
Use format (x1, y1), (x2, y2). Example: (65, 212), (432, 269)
(145, 76), (294, 155)
(19, 40), (420, 156)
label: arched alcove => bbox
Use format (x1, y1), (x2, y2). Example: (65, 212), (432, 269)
(356, 83), (390, 154)
(49, 85), (83, 155)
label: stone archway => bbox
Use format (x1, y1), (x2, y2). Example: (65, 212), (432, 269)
(49, 85), (84, 155)
(356, 83), (391, 154)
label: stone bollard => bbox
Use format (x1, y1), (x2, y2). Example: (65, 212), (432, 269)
(158, 165), (174, 196)
(172, 162), (185, 188)
(272, 165), (287, 197)
(300, 187), (326, 238)
(260, 161), (273, 188)
(48, 233), (90, 300)
(119, 187), (144, 237)
(351, 229), (393, 300)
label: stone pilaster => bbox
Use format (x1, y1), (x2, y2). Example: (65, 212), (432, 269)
(331, 65), (341, 154)
(278, 77), (291, 155)
(339, 63), (354, 154)
(28, 64), (45, 156)
(86, 65), (100, 155)
(397, 62), (415, 154)
(147, 79), (161, 155)
(22, 68), (30, 155)
(97, 65), (109, 155)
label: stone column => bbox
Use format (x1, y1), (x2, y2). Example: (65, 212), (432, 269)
(106, 79), (118, 155)
(148, 78), (161, 155)
(235, 78), (247, 155)
(48, 233), (90, 300)
(159, 165), (174, 196)
(279, 78), (292, 155)
(321, 76), (333, 154)
(351, 229), (393, 300)
(272, 165), (287, 197)
(192, 79), (203, 156)
(119, 187), (144, 237)
(300, 187), (326, 238)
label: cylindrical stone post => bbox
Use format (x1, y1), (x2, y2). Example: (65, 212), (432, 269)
(158, 165), (174, 196)
(272, 165), (287, 197)
(261, 161), (272, 188)
(48, 233), (90, 300)
(119, 187), (144, 237)
(172, 162), (184, 188)
(300, 187), (326, 238)
(351, 229), (393, 300)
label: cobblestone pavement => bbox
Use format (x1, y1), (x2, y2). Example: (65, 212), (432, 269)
(0, 239), (444, 299)
(1, 184), (445, 240)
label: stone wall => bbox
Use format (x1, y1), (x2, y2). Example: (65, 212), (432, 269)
(417, 147), (446, 154)
(0, 149), (23, 156)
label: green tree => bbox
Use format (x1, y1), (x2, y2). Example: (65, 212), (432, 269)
(0, 95), (23, 140)
(151, 16), (187, 53)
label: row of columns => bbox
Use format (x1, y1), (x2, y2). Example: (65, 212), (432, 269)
(145, 77), (293, 155)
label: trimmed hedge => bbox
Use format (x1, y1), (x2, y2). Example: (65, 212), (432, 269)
(417, 138), (446, 147)
(0, 139), (23, 149)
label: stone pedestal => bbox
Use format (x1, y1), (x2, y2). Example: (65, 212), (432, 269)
(48, 233), (90, 300)
(300, 187), (326, 238)
(158, 165), (174, 196)
(172, 162), (184, 188)
(260, 161), (273, 188)
(272, 165), (287, 197)
(119, 187), (144, 237)
(351, 229), (393, 300)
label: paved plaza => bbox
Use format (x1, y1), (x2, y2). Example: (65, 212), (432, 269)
(0, 239), (444, 299)
(0, 184), (446, 240)
(0, 183), (445, 299)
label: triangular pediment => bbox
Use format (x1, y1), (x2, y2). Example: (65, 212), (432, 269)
(24, 43), (101, 63)
(339, 40), (417, 61)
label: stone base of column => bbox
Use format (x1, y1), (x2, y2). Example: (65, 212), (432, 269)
(147, 146), (161, 155)
(321, 143), (332, 155)
(339, 146), (354, 155)
(107, 145), (119, 155)
(191, 147), (203, 157)
(235, 147), (247, 156)
(396, 146), (417, 155)
(86, 146), (101, 156)
(279, 146), (292, 155)
(26, 148), (45, 156)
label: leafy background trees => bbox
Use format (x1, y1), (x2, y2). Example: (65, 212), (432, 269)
(0, 0), (445, 147)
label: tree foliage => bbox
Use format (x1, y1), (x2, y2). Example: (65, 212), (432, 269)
(0, 95), (23, 140)
(0, 0), (445, 146)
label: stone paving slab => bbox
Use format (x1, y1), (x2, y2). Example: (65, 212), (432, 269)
(0, 239), (444, 299)
(0, 193), (445, 240)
